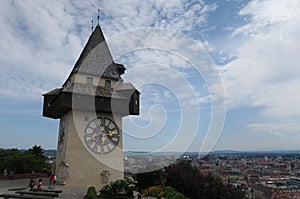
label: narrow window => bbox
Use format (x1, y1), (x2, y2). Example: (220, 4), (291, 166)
(86, 76), (93, 84)
(105, 80), (111, 88)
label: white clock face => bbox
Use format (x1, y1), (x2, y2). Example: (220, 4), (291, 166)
(84, 117), (120, 155)
(58, 119), (66, 152)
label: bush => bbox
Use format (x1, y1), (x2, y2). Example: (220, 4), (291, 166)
(143, 185), (163, 198)
(143, 185), (188, 199)
(100, 178), (136, 198)
(100, 195), (134, 199)
(163, 186), (189, 199)
(85, 186), (98, 199)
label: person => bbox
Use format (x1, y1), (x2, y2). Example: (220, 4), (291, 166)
(137, 192), (142, 199)
(53, 175), (57, 189)
(29, 177), (36, 190)
(49, 173), (54, 188)
(31, 171), (36, 179)
(9, 169), (14, 180)
(3, 170), (7, 176)
(37, 179), (43, 190)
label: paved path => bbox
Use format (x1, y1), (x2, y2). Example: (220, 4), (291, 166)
(0, 178), (50, 193)
(0, 179), (150, 198)
(0, 178), (74, 197)
(0, 178), (93, 198)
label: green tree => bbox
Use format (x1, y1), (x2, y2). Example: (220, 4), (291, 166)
(0, 146), (49, 174)
(29, 145), (46, 159)
(165, 160), (246, 199)
(134, 165), (167, 190)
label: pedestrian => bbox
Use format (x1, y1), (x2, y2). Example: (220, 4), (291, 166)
(9, 169), (14, 180)
(3, 169), (7, 175)
(31, 171), (36, 179)
(29, 177), (36, 190)
(38, 179), (43, 190)
(3, 170), (8, 180)
(49, 173), (54, 188)
(53, 175), (57, 189)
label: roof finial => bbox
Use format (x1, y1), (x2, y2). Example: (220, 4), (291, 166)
(91, 20), (94, 32)
(97, 9), (100, 25)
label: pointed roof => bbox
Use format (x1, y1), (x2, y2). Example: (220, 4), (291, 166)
(62, 24), (125, 87)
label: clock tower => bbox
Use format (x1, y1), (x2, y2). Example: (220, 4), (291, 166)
(42, 23), (139, 189)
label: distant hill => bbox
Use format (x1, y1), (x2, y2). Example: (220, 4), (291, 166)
(43, 149), (56, 157)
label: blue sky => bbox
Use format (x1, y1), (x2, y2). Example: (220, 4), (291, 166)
(0, 0), (300, 152)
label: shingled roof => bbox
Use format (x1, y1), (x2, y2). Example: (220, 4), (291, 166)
(62, 83), (126, 99)
(62, 24), (125, 87)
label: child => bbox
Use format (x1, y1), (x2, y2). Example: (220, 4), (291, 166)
(37, 179), (43, 190)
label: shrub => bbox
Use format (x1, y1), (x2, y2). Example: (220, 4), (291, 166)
(143, 185), (189, 199)
(163, 186), (189, 199)
(100, 178), (136, 198)
(85, 186), (98, 199)
(143, 185), (163, 198)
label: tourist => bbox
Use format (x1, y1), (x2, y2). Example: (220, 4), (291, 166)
(49, 173), (54, 188)
(137, 192), (142, 199)
(9, 169), (14, 180)
(3, 170), (8, 176)
(31, 170), (36, 179)
(29, 177), (36, 190)
(53, 174), (57, 189)
(38, 179), (43, 190)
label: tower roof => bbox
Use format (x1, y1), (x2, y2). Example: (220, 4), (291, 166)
(62, 24), (125, 87)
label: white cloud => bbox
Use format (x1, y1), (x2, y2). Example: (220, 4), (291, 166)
(100, 0), (216, 35)
(0, 0), (222, 152)
(269, 130), (286, 138)
(247, 121), (300, 133)
(235, 0), (299, 36)
(222, 0), (300, 121)
(0, 0), (216, 102)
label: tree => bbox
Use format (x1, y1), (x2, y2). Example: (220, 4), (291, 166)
(0, 146), (49, 174)
(29, 145), (45, 160)
(134, 165), (167, 190)
(165, 160), (246, 199)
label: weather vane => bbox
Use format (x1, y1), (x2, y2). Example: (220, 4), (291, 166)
(90, 9), (100, 33)
(97, 9), (100, 25)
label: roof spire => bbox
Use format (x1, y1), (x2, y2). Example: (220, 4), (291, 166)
(97, 9), (100, 25)
(91, 20), (94, 32)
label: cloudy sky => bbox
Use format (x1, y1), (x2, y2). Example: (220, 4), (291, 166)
(0, 0), (300, 152)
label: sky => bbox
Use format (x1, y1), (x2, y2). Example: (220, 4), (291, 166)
(0, 0), (300, 153)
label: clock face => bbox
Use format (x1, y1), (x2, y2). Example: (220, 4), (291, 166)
(84, 117), (120, 155)
(58, 119), (66, 152)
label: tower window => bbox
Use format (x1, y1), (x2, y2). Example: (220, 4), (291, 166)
(86, 76), (93, 84)
(105, 80), (111, 88)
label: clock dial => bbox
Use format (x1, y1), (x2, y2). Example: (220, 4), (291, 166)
(84, 117), (120, 155)
(58, 119), (66, 152)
